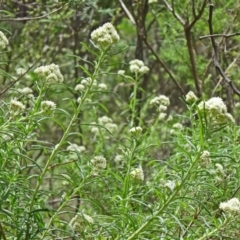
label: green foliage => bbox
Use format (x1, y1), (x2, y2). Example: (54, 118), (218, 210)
(1, 0), (240, 239)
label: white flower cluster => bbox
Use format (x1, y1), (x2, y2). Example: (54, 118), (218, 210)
(0, 31), (9, 50)
(91, 156), (107, 172)
(149, 0), (157, 3)
(170, 122), (183, 135)
(130, 167), (144, 181)
(69, 213), (94, 232)
(91, 22), (120, 48)
(34, 63), (63, 84)
(114, 154), (124, 168)
(200, 150), (211, 167)
(219, 198), (240, 214)
(91, 116), (118, 134)
(150, 95), (170, 120)
(18, 87), (33, 95)
(129, 126), (142, 135)
(129, 59), (149, 74)
(16, 68), (25, 76)
(67, 143), (86, 153)
(10, 99), (25, 114)
(41, 100), (56, 112)
(198, 97), (235, 124)
(185, 91), (198, 103)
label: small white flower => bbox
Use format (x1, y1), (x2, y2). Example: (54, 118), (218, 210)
(129, 126), (142, 134)
(81, 78), (90, 86)
(129, 59), (144, 67)
(200, 150), (211, 167)
(67, 143), (86, 153)
(41, 100), (56, 112)
(75, 84), (85, 91)
(159, 112), (167, 120)
(91, 22), (119, 48)
(105, 122), (118, 133)
(164, 180), (175, 191)
(114, 154), (124, 167)
(185, 91), (198, 103)
(18, 87), (33, 95)
(129, 64), (140, 73)
(0, 31), (9, 50)
(10, 99), (25, 112)
(130, 167), (144, 181)
(149, 0), (157, 3)
(34, 63), (63, 83)
(158, 105), (167, 112)
(98, 83), (107, 90)
(118, 70), (125, 75)
(91, 156), (107, 170)
(16, 68), (25, 76)
(172, 123), (183, 130)
(138, 66), (149, 74)
(98, 116), (113, 125)
(215, 163), (225, 175)
(219, 198), (240, 214)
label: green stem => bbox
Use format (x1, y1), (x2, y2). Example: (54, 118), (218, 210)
(26, 49), (106, 239)
(127, 150), (202, 240)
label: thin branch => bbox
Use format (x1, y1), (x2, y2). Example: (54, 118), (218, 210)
(208, 1), (240, 96)
(163, 0), (185, 25)
(188, 0), (207, 30)
(118, 0), (136, 25)
(0, 5), (64, 21)
(199, 32), (240, 40)
(0, 57), (41, 97)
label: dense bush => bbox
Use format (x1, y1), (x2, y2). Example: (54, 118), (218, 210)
(1, 0), (240, 239)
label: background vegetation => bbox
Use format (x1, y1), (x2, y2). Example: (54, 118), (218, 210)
(1, 0), (240, 239)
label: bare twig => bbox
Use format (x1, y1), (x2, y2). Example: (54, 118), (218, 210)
(199, 32), (240, 40)
(208, 1), (240, 96)
(0, 5), (64, 21)
(118, 0), (136, 25)
(163, 0), (185, 25)
(0, 57), (41, 97)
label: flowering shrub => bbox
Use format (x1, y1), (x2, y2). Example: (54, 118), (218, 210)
(1, 3), (240, 240)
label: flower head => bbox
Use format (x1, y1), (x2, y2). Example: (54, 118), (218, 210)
(129, 126), (142, 134)
(130, 167), (144, 181)
(91, 156), (107, 171)
(34, 63), (63, 83)
(91, 22), (119, 49)
(219, 198), (240, 214)
(41, 100), (56, 112)
(0, 31), (9, 50)
(129, 59), (149, 75)
(10, 99), (25, 113)
(185, 91), (198, 103)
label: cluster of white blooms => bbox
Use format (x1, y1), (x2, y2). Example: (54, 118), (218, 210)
(129, 126), (142, 135)
(118, 70), (125, 76)
(200, 150), (211, 167)
(185, 91), (198, 103)
(114, 154), (124, 168)
(98, 83), (107, 91)
(130, 167), (144, 181)
(75, 84), (85, 92)
(16, 68), (25, 76)
(149, 0), (157, 3)
(0, 31), (9, 50)
(69, 213), (94, 232)
(219, 198), (240, 214)
(67, 143), (86, 153)
(129, 59), (149, 74)
(170, 122), (183, 135)
(91, 156), (107, 172)
(100, 117), (117, 132)
(215, 163), (225, 176)
(10, 99), (25, 114)
(41, 100), (56, 112)
(198, 97), (235, 124)
(34, 63), (63, 84)
(91, 22), (119, 48)
(18, 87), (33, 95)
(150, 95), (170, 120)
(164, 180), (176, 191)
